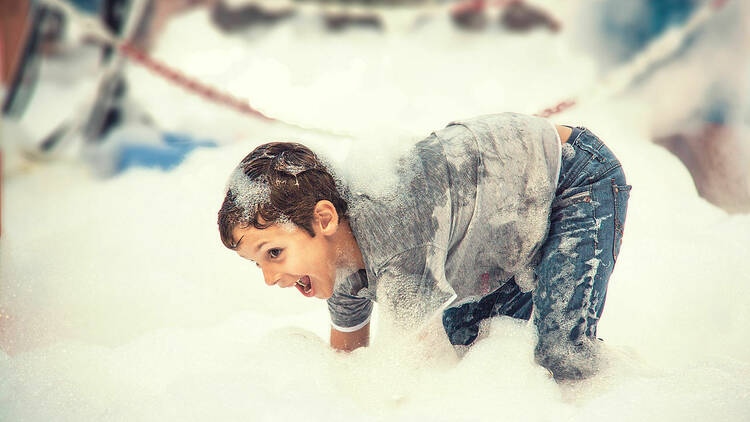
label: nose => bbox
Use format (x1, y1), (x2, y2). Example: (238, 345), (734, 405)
(261, 266), (278, 286)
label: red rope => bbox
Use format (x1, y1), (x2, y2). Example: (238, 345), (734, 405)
(451, 0), (519, 14)
(451, 0), (486, 14)
(534, 99), (577, 118)
(118, 42), (274, 121)
(118, 40), (577, 129)
(712, 0), (728, 9)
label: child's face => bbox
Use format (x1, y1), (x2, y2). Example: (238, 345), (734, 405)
(232, 221), (338, 299)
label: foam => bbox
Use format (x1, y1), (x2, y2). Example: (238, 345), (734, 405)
(1, 4), (749, 421)
(225, 166), (272, 221)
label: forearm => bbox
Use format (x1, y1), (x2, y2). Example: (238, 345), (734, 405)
(330, 322), (370, 352)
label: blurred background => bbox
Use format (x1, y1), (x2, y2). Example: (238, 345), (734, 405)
(2, 0), (749, 209)
(1, 1), (749, 420)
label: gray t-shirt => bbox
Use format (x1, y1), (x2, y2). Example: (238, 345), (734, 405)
(327, 113), (562, 332)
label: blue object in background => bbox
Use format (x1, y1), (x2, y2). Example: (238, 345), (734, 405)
(114, 132), (217, 174)
(66, 0), (104, 14)
(598, 0), (701, 64)
(591, 0), (745, 129)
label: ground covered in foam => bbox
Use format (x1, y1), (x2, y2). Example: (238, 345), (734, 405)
(2, 3), (749, 421)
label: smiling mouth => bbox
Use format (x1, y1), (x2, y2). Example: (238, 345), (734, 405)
(295, 276), (314, 297)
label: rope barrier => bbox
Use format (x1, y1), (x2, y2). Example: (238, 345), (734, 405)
(119, 42), (274, 122)
(38, 0), (734, 138)
(534, 99), (577, 119)
(451, 0), (518, 14)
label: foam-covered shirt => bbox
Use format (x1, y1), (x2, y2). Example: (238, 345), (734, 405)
(327, 113), (562, 332)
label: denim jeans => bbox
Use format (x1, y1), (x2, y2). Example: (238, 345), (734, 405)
(442, 127), (631, 380)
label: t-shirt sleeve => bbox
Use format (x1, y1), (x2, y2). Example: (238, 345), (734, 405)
(327, 292), (373, 332)
(375, 244), (457, 330)
(327, 271), (373, 332)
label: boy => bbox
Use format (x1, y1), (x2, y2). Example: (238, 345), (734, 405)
(218, 112), (630, 381)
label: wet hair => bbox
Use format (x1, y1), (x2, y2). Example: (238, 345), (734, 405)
(217, 142), (348, 249)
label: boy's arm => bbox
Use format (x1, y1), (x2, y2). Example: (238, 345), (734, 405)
(330, 323), (370, 352)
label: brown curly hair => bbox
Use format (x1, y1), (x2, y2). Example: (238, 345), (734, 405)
(217, 142), (348, 249)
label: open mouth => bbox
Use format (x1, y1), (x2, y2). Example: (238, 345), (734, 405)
(295, 276), (314, 297)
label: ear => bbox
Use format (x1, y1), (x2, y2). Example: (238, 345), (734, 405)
(313, 200), (340, 236)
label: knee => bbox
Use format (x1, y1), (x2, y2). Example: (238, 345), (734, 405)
(534, 335), (603, 381)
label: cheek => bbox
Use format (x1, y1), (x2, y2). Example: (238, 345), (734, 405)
(307, 240), (334, 270)
(294, 239), (335, 278)
(288, 249), (318, 274)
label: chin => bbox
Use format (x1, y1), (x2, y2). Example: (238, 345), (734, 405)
(317, 289), (333, 300)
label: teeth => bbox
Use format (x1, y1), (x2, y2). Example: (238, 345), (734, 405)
(295, 277), (311, 294)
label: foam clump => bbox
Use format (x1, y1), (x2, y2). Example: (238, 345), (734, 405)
(225, 166), (271, 221)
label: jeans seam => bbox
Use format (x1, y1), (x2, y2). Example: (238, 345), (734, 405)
(592, 162), (623, 182)
(611, 179), (623, 262)
(571, 126), (587, 144)
(560, 129), (609, 193)
(592, 185), (599, 252)
(559, 149), (595, 193)
(573, 129), (606, 158)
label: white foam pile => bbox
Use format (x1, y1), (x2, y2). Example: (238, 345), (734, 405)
(1, 3), (749, 421)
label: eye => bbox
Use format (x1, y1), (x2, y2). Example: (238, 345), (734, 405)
(268, 248), (282, 259)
